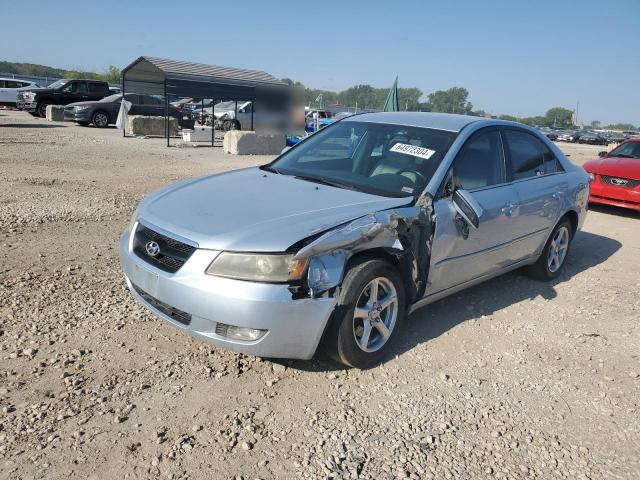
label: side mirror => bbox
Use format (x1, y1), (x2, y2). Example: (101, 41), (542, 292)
(281, 146), (291, 155)
(598, 151), (607, 158)
(452, 189), (482, 229)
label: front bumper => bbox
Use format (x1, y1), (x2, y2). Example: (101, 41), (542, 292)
(20, 101), (37, 112)
(589, 175), (640, 211)
(119, 226), (336, 360)
(64, 109), (91, 122)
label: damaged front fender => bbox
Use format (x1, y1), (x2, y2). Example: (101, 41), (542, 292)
(294, 195), (435, 299)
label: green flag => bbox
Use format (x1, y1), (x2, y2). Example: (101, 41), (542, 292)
(383, 76), (400, 112)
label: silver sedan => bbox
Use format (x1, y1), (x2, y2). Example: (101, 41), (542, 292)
(120, 112), (590, 368)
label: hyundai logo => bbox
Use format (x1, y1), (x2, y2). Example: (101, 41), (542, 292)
(610, 178), (628, 186)
(145, 241), (161, 257)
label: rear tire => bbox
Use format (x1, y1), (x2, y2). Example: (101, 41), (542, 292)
(325, 258), (406, 369)
(525, 218), (573, 281)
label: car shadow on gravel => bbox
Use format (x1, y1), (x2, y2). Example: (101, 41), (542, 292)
(588, 204), (640, 219)
(1, 123), (68, 128)
(389, 230), (622, 362)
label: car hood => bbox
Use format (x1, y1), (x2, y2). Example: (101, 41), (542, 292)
(583, 157), (640, 180)
(23, 87), (55, 94)
(137, 167), (414, 252)
(65, 101), (102, 108)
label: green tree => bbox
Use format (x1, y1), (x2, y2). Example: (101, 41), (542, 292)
(604, 123), (637, 131)
(544, 107), (574, 128)
(425, 87), (473, 114)
(590, 120), (601, 129)
(102, 65), (121, 84)
(498, 114), (520, 122)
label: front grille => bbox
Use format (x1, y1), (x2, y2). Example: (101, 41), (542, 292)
(601, 175), (640, 188)
(132, 283), (191, 325)
(133, 224), (196, 273)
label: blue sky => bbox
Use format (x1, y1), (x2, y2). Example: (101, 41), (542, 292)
(2, 0), (639, 125)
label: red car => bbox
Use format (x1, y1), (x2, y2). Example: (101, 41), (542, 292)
(582, 138), (640, 212)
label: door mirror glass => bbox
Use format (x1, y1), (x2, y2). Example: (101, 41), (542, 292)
(598, 151), (607, 158)
(452, 189), (482, 229)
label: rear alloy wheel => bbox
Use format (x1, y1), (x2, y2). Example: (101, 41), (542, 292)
(92, 111), (109, 128)
(525, 218), (573, 281)
(326, 259), (406, 368)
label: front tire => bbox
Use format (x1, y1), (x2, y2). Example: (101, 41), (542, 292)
(326, 259), (406, 368)
(36, 101), (51, 118)
(91, 110), (109, 128)
(525, 218), (573, 281)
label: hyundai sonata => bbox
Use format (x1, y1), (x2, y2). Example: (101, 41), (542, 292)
(120, 112), (589, 368)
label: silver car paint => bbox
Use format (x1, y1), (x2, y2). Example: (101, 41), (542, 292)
(120, 113), (589, 359)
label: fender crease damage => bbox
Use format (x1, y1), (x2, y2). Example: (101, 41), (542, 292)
(293, 195), (435, 300)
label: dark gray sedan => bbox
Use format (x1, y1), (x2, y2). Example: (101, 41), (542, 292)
(64, 93), (181, 127)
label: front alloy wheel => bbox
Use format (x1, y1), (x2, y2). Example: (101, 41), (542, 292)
(547, 226), (570, 273)
(353, 277), (398, 353)
(92, 111), (109, 128)
(326, 258), (406, 368)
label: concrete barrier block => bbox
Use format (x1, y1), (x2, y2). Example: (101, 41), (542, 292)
(126, 116), (178, 136)
(46, 105), (65, 121)
(223, 131), (285, 155)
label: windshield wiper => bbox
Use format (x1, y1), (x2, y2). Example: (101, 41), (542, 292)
(293, 174), (359, 192)
(261, 165), (281, 174)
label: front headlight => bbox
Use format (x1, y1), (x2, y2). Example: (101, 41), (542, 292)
(74, 105), (89, 111)
(206, 252), (307, 283)
(587, 172), (595, 182)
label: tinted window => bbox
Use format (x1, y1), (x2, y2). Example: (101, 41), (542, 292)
(453, 130), (505, 190)
(5, 80), (22, 88)
(63, 82), (88, 93)
(0, 80), (4, 88)
(504, 130), (545, 180)
(88, 82), (108, 93)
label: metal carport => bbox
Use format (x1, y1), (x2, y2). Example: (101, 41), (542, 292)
(121, 56), (289, 146)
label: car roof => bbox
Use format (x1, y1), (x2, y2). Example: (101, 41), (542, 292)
(343, 111), (487, 132)
(0, 77), (35, 83)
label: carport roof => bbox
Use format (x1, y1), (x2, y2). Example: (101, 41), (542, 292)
(122, 56), (287, 87)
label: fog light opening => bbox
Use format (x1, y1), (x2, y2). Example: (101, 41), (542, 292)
(215, 323), (267, 341)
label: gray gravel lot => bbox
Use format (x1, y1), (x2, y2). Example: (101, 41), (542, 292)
(1, 110), (639, 479)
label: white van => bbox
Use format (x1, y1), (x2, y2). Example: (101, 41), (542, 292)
(0, 78), (39, 107)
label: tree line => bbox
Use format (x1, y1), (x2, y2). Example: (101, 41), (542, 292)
(2, 60), (636, 130)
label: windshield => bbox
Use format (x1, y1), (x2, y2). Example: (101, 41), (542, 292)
(608, 141), (640, 159)
(267, 121), (457, 197)
(48, 79), (69, 89)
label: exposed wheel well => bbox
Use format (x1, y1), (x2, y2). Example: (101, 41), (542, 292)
(563, 209), (579, 235)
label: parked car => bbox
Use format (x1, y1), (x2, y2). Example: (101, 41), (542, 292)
(605, 132), (626, 144)
(577, 131), (608, 145)
(0, 78), (38, 106)
(64, 93), (183, 127)
(556, 130), (575, 142)
(120, 113), (589, 368)
(17, 79), (110, 117)
(582, 138), (640, 211)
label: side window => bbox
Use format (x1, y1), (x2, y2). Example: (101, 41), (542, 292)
(504, 130), (545, 180)
(453, 129), (505, 190)
(542, 147), (564, 174)
(0, 80), (4, 88)
(63, 82), (88, 93)
(5, 80), (22, 88)
(88, 82), (108, 94)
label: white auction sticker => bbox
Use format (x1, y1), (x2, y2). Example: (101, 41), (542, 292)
(390, 143), (436, 160)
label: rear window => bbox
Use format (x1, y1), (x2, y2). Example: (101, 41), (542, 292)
(88, 83), (109, 93)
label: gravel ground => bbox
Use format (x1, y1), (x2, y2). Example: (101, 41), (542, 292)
(1, 110), (639, 480)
